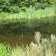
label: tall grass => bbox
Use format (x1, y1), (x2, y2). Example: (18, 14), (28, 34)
(0, 6), (55, 26)
(0, 32), (56, 56)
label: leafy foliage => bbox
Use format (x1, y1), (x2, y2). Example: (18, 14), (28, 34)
(0, 0), (56, 13)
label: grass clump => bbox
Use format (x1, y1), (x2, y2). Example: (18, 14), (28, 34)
(0, 43), (10, 56)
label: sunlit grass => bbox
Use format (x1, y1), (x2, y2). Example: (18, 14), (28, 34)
(0, 6), (55, 25)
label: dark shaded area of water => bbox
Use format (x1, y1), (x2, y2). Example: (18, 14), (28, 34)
(0, 21), (56, 36)
(0, 34), (35, 47)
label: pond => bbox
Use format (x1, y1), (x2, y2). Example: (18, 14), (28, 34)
(0, 34), (35, 47)
(0, 33), (51, 47)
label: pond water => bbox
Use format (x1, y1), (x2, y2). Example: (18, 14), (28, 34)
(0, 33), (51, 47)
(0, 34), (35, 47)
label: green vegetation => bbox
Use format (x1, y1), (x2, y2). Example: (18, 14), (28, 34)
(0, 0), (56, 13)
(0, 0), (56, 34)
(0, 0), (56, 56)
(0, 5), (55, 22)
(0, 5), (56, 35)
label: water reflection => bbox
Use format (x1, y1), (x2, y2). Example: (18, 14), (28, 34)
(0, 34), (34, 47)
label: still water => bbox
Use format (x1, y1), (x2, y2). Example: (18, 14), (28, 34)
(0, 34), (34, 47)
